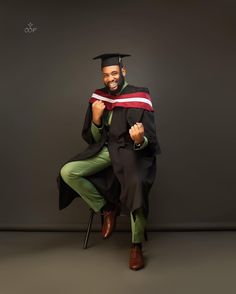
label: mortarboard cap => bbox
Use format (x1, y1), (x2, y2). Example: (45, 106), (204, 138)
(93, 53), (131, 68)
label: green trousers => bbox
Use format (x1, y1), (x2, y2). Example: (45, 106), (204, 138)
(60, 146), (147, 243)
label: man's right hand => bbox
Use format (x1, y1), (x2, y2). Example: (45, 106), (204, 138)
(92, 100), (105, 126)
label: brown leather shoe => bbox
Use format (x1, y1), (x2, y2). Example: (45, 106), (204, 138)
(101, 209), (119, 239)
(129, 244), (144, 270)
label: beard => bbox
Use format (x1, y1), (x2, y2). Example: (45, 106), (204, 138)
(104, 72), (125, 95)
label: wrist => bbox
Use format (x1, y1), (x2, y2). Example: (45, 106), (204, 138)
(92, 118), (102, 126)
(134, 138), (144, 145)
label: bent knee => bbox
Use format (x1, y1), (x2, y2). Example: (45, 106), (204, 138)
(60, 163), (71, 180)
(60, 162), (81, 180)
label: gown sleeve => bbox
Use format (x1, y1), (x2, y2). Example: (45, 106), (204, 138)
(81, 103), (95, 144)
(141, 109), (159, 155)
(127, 107), (159, 155)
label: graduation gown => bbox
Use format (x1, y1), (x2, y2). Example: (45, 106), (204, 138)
(57, 84), (161, 217)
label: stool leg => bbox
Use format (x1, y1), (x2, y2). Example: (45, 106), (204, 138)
(100, 213), (104, 226)
(144, 229), (148, 241)
(83, 209), (95, 249)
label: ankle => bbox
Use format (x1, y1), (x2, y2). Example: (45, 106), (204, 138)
(101, 202), (115, 212)
(132, 243), (142, 249)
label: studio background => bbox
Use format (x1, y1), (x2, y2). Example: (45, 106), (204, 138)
(1, 0), (235, 231)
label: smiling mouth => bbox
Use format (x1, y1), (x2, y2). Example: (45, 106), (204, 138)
(109, 82), (118, 90)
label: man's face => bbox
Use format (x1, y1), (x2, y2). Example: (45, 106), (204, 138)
(102, 65), (126, 94)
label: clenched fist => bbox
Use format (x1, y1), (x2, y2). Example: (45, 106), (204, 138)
(129, 122), (145, 144)
(92, 100), (105, 125)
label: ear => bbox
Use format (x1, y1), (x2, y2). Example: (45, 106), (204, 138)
(121, 67), (126, 77)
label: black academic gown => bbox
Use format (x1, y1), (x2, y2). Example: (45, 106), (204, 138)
(57, 85), (161, 217)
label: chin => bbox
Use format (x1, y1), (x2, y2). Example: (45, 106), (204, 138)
(105, 83), (122, 95)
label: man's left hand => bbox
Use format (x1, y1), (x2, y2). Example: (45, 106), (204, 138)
(129, 122), (145, 144)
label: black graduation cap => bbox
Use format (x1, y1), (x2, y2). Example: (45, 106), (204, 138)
(93, 53), (131, 68)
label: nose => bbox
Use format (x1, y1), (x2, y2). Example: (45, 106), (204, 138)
(107, 74), (115, 82)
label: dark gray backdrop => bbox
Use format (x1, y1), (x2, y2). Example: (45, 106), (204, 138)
(1, 0), (235, 230)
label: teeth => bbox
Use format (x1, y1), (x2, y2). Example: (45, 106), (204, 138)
(110, 83), (117, 88)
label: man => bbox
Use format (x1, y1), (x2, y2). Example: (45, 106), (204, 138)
(57, 53), (161, 270)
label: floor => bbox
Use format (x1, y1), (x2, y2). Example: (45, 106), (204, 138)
(0, 231), (236, 294)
